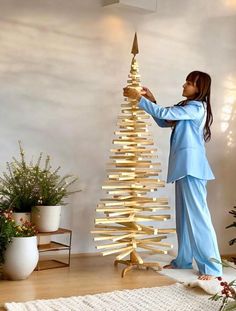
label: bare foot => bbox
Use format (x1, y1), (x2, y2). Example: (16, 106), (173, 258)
(163, 264), (175, 269)
(198, 274), (216, 281)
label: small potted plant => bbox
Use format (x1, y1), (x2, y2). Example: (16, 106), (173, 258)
(0, 144), (39, 224)
(0, 210), (39, 280)
(31, 155), (78, 232)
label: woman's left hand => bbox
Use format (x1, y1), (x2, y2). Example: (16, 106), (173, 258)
(123, 86), (142, 101)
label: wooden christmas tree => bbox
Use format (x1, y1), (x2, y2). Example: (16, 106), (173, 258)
(91, 33), (175, 277)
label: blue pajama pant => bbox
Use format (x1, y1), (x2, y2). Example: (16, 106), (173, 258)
(171, 175), (222, 276)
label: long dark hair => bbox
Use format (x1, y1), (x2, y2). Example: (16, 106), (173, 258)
(178, 71), (213, 142)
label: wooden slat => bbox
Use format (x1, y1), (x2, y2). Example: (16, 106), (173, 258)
(138, 244), (168, 254)
(102, 246), (133, 256)
(115, 248), (133, 260)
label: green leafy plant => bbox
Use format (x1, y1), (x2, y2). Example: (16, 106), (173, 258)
(0, 210), (37, 265)
(226, 206), (236, 247)
(0, 142), (79, 213)
(32, 155), (79, 206)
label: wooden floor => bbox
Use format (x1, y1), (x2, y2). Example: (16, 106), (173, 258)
(0, 255), (175, 310)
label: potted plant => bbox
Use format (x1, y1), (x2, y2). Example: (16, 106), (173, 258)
(0, 143), (39, 224)
(31, 156), (78, 232)
(0, 210), (39, 280)
(0, 142), (79, 233)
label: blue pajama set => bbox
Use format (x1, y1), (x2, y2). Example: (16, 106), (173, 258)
(138, 97), (222, 276)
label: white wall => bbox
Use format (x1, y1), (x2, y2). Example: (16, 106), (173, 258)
(0, 0), (235, 254)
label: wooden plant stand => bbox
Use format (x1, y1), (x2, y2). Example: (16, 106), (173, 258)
(36, 228), (72, 271)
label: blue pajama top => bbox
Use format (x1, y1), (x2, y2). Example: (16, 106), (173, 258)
(138, 97), (215, 183)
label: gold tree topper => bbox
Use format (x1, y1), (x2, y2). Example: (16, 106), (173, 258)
(131, 32), (139, 57)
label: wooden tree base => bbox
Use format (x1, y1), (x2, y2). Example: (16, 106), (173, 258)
(114, 259), (162, 278)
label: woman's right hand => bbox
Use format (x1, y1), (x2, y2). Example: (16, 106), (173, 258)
(141, 87), (156, 103)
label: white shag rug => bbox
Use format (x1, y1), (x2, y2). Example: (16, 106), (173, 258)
(5, 283), (222, 311)
(150, 254), (236, 295)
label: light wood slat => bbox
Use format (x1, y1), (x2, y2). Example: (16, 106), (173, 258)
(130, 249), (144, 264)
(97, 201), (169, 209)
(106, 190), (152, 195)
(110, 156), (156, 161)
(120, 112), (146, 117)
(110, 148), (157, 153)
(95, 215), (170, 224)
(157, 228), (176, 234)
(109, 159), (153, 164)
(136, 224), (158, 235)
(109, 152), (157, 156)
(96, 206), (170, 212)
(117, 119), (149, 124)
(106, 168), (161, 172)
(138, 244), (168, 254)
(100, 198), (168, 204)
(94, 234), (144, 242)
(114, 131), (150, 135)
(92, 225), (143, 231)
(96, 208), (140, 212)
(107, 162), (160, 167)
(134, 216), (170, 222)
(112, 233), (136, 242)
(139, 241), (173, 248)
(115, 129), (148, 133)
(102, 184), (159, 189)
(109, 155), (155, 159)
(108, 176), (137, 181)
(107, 175), (160, 181)
(92, 230), (132, 234)
(117, 124), (150, 128)
(135, 214), (171, 219)
(135, 235), (168, 243)
(102, 246), (133, 256)
(112, 141), (154, 146)
(118, 115), (150, 119)
(108, 174), (161, 179)
(135, 206), (171, 211)
(115, 248), (133, 260)
(95, 218), (135, 225)
(103, 179), (164, 185)
(93, 226), (173, 235)
(96, 242), (131, 250)
(114, 137), (152, 141)
(118, 126), (147, 130)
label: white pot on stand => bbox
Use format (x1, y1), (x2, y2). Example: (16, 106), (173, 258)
(31, 205), (61, 232)
(12, 212), (31, 225)
(3, 236), (39, 280)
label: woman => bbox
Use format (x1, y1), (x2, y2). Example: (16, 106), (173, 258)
(123, 71), (222, 280)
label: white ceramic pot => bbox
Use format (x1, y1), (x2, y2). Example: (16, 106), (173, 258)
(3, 236), (39, 280)
(37, 235), (51, 245)
(12, 212), (31, 226)
(31, 205), (61, 232)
